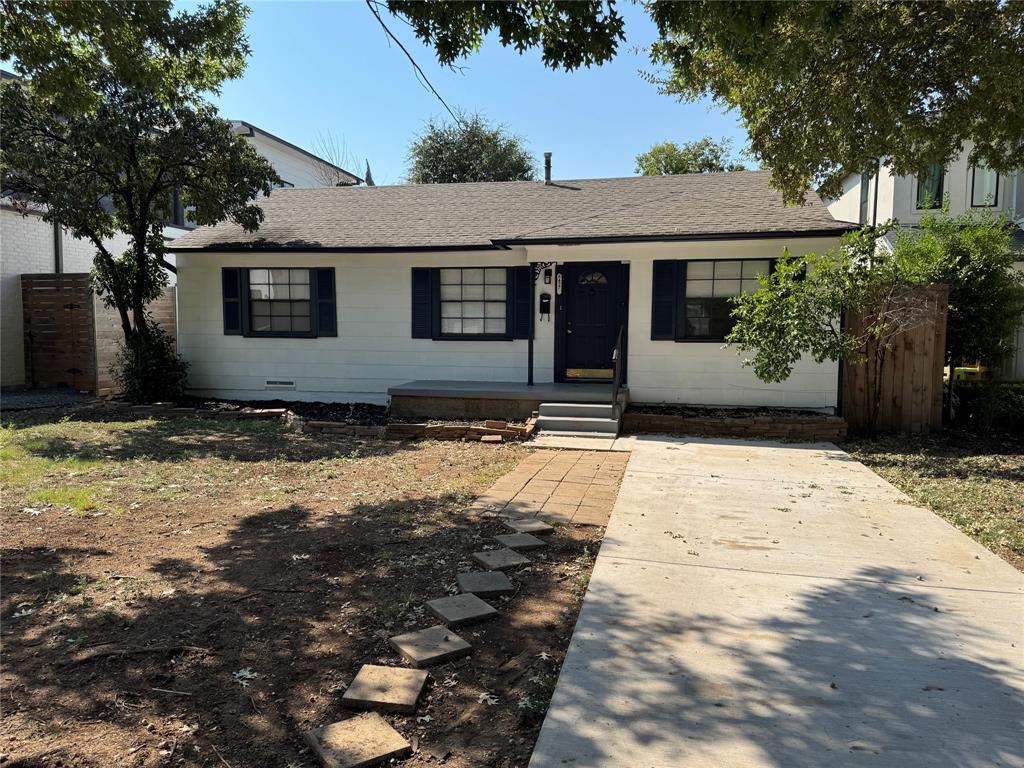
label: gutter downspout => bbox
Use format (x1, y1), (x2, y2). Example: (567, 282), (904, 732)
(872, 158), (881, 227)
(52, 221), (63, 273)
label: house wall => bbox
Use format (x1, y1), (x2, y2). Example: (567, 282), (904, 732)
(246, 133), (337, 189)
(0, 206), (181, 387)
(175, 235), (842, 409)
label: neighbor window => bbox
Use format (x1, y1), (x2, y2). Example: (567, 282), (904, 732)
(679, 259), (771, 340)
(971, 163), (999, 207)
(915, 164), (944, 209)
(859, 171), (871, 224)
(439, 267), (507, 336)
(248, 268), (312, 334)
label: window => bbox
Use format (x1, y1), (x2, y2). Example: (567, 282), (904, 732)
(680, 260), (770, 339)
(915, 164), (944, 209)
(439, 267), (508, 337)
(248, 268), (312, 334)
(971, 163), (999, 207)
(859, 172), (871, 224)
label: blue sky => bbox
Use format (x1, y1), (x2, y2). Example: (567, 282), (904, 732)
(206, 1), (749, 185)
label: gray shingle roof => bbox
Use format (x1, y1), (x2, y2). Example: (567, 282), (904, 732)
(170, 171), (850, 252)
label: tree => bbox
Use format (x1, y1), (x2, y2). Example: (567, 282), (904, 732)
(891, 208), (1023, 370)
(310, 131), (361, 187)
(379, 1), (1024, 203)
(0, 0), (279, 399)
(726, 212), (1024, 435)
(407, 113), (535, 183)
(635, 136), (745, 175)
(726, 228), (941, 436)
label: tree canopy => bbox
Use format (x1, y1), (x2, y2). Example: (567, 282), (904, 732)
(1, 0), (279, 399)
(382, 0), (1024, 203)
(407, 113), (535, 183)
(635, 136), (746, 176)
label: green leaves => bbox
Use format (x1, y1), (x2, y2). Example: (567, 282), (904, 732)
(407, 112), (536, 183)
(635, 136), (746, 175)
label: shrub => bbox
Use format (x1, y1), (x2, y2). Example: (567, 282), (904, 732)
(953, 380), (1024, 432)
(112, 322), (189, 403)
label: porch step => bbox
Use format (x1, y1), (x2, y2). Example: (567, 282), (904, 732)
(539, 402), (620, 419)
(536, 415), (620, 435)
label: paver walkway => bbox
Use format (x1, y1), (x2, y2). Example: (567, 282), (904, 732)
(530, 435), (1024, 768)
(470, 449), (629, 526)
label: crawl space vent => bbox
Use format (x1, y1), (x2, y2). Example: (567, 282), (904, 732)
(264, 380), (296, 391)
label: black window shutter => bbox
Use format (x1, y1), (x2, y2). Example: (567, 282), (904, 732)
(411, 267), (434, 338)
(510, 266), (531, 339)
(651, 260), (679, 340)
(222, 267), (243, 335)
(315, 268), (337, 336)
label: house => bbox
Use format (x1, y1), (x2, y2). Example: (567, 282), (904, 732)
(823, 148), (1024, 379)
(1, 116), (360, 389)
(168, 170), (854, 419)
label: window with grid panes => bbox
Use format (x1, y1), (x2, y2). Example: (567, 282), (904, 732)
(248, 268), (312, 334)
(679, 260), (770, 340)
(439, 268), (507, 336)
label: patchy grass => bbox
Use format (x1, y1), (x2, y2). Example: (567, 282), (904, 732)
(847, 430), (1024, 571)
(1, 406), (607, 767)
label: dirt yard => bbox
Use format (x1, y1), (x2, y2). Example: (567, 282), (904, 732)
(1, 405), (605, 767)
(847, 429), (1024, 571)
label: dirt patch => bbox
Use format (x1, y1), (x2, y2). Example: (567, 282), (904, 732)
(1, 412), (606, 767)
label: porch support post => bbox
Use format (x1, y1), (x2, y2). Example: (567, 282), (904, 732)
(528, 262), (536, 386)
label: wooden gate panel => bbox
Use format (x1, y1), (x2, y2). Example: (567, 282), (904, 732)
(21, 274), (95, 391)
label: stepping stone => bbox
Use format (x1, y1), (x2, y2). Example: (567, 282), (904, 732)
(341, 664), (428, 714)
(456, 570), (515, 597)
(472, 548), (531, 571)
(427, 593), (498, 627)
(389, 625), (472, 668)
(493, 532), (546, 551)
(303, 712), (411, 768)
(503, 518), (555, 536)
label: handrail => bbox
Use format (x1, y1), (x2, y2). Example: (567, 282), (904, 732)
(610, 326), (624, 409)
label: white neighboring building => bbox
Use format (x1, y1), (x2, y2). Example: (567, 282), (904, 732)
(1, 122), (359, 388)
(824, 149), (1024, 380)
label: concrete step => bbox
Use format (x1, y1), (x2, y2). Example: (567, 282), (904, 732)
(536, 415), (620, 434)
(539, 402), (619, 418)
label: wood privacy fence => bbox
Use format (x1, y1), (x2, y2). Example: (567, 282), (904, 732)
(21, 273), (176, 395)
(841, 284), (949, 435)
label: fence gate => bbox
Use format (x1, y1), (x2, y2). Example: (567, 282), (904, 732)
(21, 273), (96, 391)
(841, 284), (949, 435)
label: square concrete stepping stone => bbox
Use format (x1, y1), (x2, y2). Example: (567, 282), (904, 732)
(472, 548), (531, 571)
(389, 624), (472, 668)
(504, 518), (555, 536)
(456, 570), (515, 597)
(493, 532), (546, 551)
(303, 712), (411, 768)
(341, 664), (428, 714)
(426, 593), (498, 627)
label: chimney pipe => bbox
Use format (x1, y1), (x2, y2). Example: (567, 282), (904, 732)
(544, 152), (552, 184)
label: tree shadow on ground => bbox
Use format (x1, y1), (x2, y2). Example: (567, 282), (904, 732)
(533, 557), (1024, 768)
(1, 491), (598, 767)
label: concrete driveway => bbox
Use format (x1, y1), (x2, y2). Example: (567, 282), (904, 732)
(530, 436), (1024, 768)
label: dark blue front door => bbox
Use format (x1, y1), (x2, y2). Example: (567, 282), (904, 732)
(563, 263), (620, 379)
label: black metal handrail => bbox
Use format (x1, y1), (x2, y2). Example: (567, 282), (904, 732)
(610, 326), (624, 409)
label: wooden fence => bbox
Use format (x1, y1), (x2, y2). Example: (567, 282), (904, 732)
(21, 273), (176, 395)
(841, 284), (948, 435)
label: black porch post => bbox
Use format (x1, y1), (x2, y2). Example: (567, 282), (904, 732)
(528, 262), (536, 385)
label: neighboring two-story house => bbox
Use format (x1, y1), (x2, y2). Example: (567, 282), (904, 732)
(1, 118), (360, 389)
(824, 149), (1024, 380)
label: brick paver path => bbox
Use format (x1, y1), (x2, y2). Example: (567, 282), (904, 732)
(469, 450), (629, 526)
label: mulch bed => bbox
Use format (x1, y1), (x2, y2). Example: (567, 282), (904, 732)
(626, 403), (828, 419)
(1, 417), (602, 767)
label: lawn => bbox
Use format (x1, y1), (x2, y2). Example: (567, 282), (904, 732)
(847, 430), (1024, 571)
(1, 405), (603, 767)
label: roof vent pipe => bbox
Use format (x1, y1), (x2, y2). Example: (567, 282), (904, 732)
(544, 152), (552, 184)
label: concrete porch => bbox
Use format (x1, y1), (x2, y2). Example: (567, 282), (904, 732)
(388, 380), (627, 420)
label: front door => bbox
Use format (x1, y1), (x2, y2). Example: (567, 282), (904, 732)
(562, 262), (623, 380)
